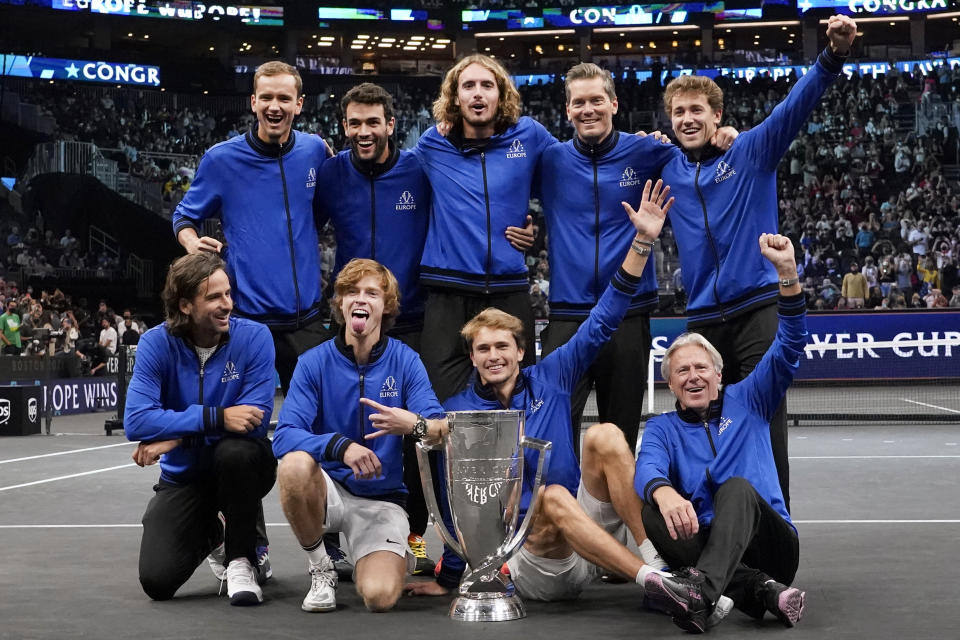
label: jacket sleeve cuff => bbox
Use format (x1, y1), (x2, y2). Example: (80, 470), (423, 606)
(203, 407), (224, 435)
(777, 292), (807, 317)
(644, 477), (672, 505)
(610, 266), (642, 296)
(817, 47), (847, 75)
(324, 434), (356, 463)
(172, 220), (199, 235)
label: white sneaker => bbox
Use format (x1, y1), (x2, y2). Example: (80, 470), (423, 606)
(639, 538), (669, 571)
(302, 557), (338, 612)
(226, 558), (263, 606)
(207, 542), (227, 582)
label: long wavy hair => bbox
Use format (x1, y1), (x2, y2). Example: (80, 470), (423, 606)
(432, 54), (521, 130)
(162, 252), (227, 338)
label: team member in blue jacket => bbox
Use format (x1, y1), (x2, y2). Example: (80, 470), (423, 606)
(316, 83), (431, 343)
(273, 259), (447, 614)
(408, 180), (687, 608)
(315, 82), (439, 576)
(416, 54), (551, 401)
(172, 61), (331, 394)
(660, 14), (858, 509)
(636, 234), (808, 634)
(539, 62), (736, 454)
(125, 252), (277, 607)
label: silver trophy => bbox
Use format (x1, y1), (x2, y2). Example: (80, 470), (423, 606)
(417, 410), (551, 622)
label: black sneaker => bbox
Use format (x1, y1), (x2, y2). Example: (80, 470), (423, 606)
(759, 579), (805, 627)
(644, 567), (710, 634)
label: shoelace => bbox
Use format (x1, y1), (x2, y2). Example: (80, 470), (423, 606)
(310, 566), (337, 590)
(408, 537), (428, 558)
(226, 560), (257, 594)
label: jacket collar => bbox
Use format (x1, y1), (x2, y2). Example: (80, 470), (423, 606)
(334, 326), (388, 365)
(473, 371), (527, 407)
(682, 141), (723, 164)
(349, 139), (400, 177)
(245, 123), (297, 158)
(447, 120), (507, 152)
(676, 387), (725, 424)
(573, 130), (619, 158)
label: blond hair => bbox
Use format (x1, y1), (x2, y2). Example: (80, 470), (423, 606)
(565, 62), (616, 103)
(461, 307), (526, 352)
(662, 75), (723, 116)
(433, 54), (521, 129)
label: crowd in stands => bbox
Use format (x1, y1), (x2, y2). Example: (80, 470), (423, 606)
(7, 60), (960, 326)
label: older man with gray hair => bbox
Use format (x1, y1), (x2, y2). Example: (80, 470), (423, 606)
(635, 233), (808, 634)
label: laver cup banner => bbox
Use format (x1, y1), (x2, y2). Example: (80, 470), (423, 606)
(418, 410), (552, 622)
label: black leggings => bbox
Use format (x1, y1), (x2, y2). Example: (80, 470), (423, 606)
(138, 436), (276, 600)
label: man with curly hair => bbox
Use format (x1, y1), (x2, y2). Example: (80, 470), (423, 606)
(415, 54), (551, 401)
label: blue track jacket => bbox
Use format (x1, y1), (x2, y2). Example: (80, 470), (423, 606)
(436, 266), (644, 587)
(124, 317), (276, 485)
(662, 49), (845, 327)
(172, 127), (327, 329)
(272, 332), (444, 503)
(634, 294), (807, 533)
(415, 117), (555, 293)
(539, 131), (672, 320)
(315, 144), (431, 330)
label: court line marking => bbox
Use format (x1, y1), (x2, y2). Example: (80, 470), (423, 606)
(901, 398), (960, 414)
(0, 464), (136, 492)
(0, 442), (134, 465)
(2, 520), (960, 529)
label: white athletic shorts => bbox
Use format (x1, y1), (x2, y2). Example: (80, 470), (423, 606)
(505, 481), (630, 601)
(320, 468), (415, 573)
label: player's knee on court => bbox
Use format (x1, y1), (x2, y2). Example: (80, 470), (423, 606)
(359, 578), (402, 612)
(139, 570), (181, 601)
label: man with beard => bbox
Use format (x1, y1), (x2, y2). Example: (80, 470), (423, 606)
(125, 253), (277, 607)
(415, 54), (551, 401)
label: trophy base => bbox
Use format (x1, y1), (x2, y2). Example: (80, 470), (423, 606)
(449, 592), (526, 622)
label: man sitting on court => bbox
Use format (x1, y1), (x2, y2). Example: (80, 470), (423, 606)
(637, 233), (808, 633)
(272, 259), (448, 613)
(125, 252), (277, 606)
(408, 180), (688, 607)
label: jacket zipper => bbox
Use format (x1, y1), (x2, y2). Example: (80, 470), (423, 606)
(592, 155), (601, 300)
(357, 366), (366, 439)
(369, 171), (377, 260)
(694, 162), (725, 320)
(703, 419), (718, 457)
(481, 151), (492, 293)
(277, 141), (303, 326)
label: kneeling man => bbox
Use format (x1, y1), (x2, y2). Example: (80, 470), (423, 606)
(409, 180), (677, 604)
(126, 252), (277, 606)
(273, 259), (447, 613)
(637, 234), (808, 633)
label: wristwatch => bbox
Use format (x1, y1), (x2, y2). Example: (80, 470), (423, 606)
(779, 277), (800, 287)
(411, 415), (428, 441)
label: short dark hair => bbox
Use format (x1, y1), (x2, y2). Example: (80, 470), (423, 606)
(340, 83), (395, 122)
(161, 253), (227, 338)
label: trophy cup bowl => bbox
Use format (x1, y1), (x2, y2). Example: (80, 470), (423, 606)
(417, 410), (551, 622)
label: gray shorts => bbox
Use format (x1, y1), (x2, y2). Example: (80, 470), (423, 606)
(321, 469), (415, 572)
(505, 481), (629, 601)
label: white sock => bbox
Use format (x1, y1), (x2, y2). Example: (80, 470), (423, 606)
(304, 539), (330, 567)
(638, 538), (666, 569)
(636, 564), (669, 585)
